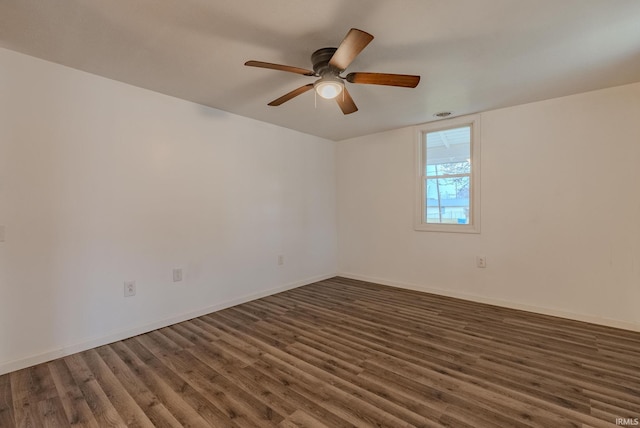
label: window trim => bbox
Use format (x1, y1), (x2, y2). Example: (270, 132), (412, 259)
(414, 114), (481, 233)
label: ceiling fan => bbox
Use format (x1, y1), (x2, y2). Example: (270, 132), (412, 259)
(244, 28), (420, 115)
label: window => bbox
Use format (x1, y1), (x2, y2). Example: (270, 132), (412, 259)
(415, 114), (480, 233)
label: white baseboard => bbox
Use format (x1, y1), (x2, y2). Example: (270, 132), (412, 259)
(337, 272), (640, 333)
(0, 273), (335, 376)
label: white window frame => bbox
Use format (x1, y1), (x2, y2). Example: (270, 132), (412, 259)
(414, 114), (481, 233)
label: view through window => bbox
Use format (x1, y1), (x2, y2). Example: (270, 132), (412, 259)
(425, 126), (471, 224)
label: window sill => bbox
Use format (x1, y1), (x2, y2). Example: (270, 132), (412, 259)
(414, 223), (480, 233)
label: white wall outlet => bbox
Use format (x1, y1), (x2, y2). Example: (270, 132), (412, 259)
(172, 268), (183, 282)
(277, 255), (284, 266)
(476, 256), (487, 268)
(124, 281), (136, 297)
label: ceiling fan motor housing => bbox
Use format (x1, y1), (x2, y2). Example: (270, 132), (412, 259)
(311, 47), (341, 76)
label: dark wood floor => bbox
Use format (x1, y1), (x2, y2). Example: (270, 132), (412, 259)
(1, 277), (639, 427)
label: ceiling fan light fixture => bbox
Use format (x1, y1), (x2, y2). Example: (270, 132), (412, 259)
(314, 78), (344, 99)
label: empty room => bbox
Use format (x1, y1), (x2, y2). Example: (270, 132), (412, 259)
(1, 1), (639, 427)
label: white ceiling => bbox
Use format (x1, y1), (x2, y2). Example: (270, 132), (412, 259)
(1, 0), (639, 141)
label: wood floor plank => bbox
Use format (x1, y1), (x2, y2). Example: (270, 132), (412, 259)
(63, 354), (128, 427)
(290, 296), (633, 402)
(254, 359), (415, 428)
(121, 337), (240, 428)
(168, 322), (219, 349)
(144, 342), (282, 427)
(204, 315), (414, 427)
(0, 372), (15, 427)
(180, 320), (356, 427)
(362, 357), (567, 428)
(107, 341), (212, 428)
(47, 359), (100, 427)
(36, 397), (71, 428)
(229, 363), (354, 428)
(94, 345), (183, 428)
(80, 349), (154, 427)
(278, 409), (332, 428)
(10, 364), (58, 428)
(2, 277), (639, 427)
(210, 321), (432, 427)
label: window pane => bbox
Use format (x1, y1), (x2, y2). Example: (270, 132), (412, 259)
(425, 177), (470, 224)
(425, 126), (471, 176)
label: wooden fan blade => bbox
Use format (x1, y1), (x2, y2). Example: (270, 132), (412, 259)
(268, 84), (314, 106)
(329, 28), (374, 71)
(346, 72), (420, 88)
(336, 87), (358, 115)
(245, 60), (315, 76)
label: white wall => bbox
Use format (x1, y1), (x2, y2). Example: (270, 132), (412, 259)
(338, 82), (640, 331)
(0, 48), (337, 374)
